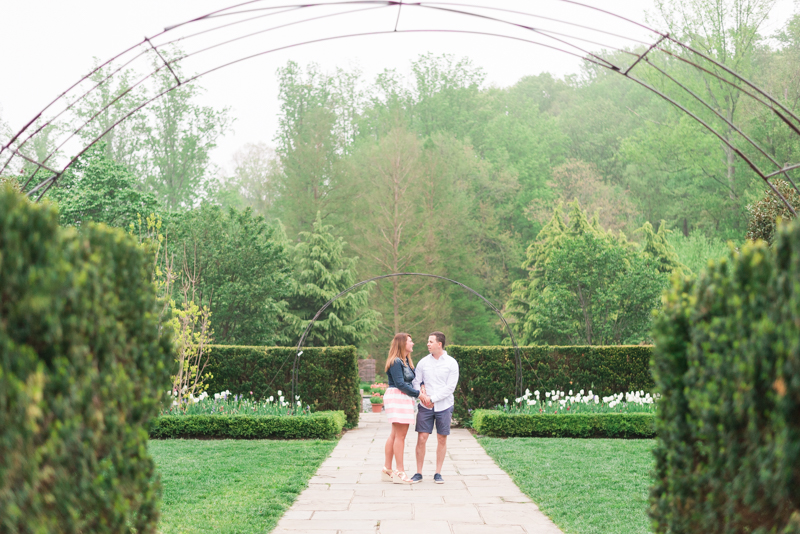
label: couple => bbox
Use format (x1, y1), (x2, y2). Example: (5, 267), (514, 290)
(381, 331), (459, 485)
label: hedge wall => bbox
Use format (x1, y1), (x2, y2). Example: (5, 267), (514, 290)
(150, 411), (346, 440)
(448, 345), (654, 422)
(650, 221), (800, 533)
(472, 410), (655, 439)
(0, 185), (172, 533)
(204, 345), (360, 427)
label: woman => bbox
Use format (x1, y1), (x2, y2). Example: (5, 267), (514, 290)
(382, 332), (420, 484)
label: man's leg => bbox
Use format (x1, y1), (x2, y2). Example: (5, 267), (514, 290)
(415, 432), (430, 474)
(435, 433), (448, 474)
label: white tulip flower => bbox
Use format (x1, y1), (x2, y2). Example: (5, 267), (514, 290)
(534, 390), (540, 397)
(516, 397), (522, 403)
(277, 390), (282, 396)
(580, 389), (584, 395)
(545, 391), (551, 398)
(297, 401), (302, 406)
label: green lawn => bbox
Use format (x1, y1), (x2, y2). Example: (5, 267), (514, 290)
(149, 439), (335, 533)
(479, 437), (655, 534)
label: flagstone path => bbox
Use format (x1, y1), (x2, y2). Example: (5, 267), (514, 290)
(273, 412), (562, 534)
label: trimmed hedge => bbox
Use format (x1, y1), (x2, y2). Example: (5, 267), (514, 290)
(204, 345), (360, 427)
(650, 221), (800, 533)
(472, 410), (655, 438)
(150, 411), (346, 440)
(0, 185), (172, 533)
(448, 345), (654, 422)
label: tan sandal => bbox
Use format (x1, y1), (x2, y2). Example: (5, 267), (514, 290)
(381, 467), (395, 482)
(392, 470), (413, 485)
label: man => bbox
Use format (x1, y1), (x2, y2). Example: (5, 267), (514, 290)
(410, 331), (459, 484)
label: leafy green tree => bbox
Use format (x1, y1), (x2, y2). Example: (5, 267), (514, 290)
(509, 202), (667, 345)
(72, 51), (232, 210)
(48, 143), (158, 228)
(167, 203), (291, 345)
(282, 212), (380, 346)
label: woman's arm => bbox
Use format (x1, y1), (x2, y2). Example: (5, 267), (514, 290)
(389, 360), (419, 398)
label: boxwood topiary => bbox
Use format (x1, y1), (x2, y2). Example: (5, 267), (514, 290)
(204, 345), (361, 427)
(150, 410), (346, 440)
(472, 410), (655, 438)
(650, 219), (800, 533)
(448, 345), (654, 423)
(0, 185), (172, 533)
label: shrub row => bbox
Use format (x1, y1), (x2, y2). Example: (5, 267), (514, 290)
(150, 411), (346, 440)
(650, 221), (800, 533)
(204, 345), (360, 427)
(0, 185), (172, 533)
(472, 410), (655, 439)
(448, 345), (654, 422)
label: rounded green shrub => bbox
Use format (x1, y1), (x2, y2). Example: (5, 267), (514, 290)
(650, 220), (800, 533)
(0, 185), (172, 533)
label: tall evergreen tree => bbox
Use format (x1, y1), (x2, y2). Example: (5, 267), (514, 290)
(283, 212), (380, 347)
(637, 220), (687, 275)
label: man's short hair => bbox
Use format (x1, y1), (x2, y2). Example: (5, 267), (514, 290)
(429, 331), (446, 348)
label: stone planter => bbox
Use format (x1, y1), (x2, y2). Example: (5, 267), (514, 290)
(371, 403), (384, 413)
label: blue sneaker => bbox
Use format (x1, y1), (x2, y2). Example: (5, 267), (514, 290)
(410, 473), (423, 484)
(433, 473), (444, 484)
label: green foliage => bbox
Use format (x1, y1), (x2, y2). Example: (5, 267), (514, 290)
(666, 231), (730, 276)
(508, 202), (668, 345)
(203, 345), (361, 426)
(472, 410), (655, 438)
(746, 179), (800, 244)
(637, 220), (686, 275)
(650, 220), (800, 533)
(150, 411), (346, 440)
(49, 143), (158, 228)
(283, 212), (380, 346)
(447, 345), (655, 423)
(0, 184), (172, 533)
(167, 203), (291, 345)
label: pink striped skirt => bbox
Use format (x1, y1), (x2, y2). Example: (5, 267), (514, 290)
(384, 387), (415, 424)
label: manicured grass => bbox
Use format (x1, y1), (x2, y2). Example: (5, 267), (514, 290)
(149, 439), (335, 533)
(479, 437), (655, 534)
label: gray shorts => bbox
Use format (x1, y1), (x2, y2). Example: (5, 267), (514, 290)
(415, 405), (453, 436)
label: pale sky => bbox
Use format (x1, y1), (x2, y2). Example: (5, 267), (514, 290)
(1, 0), (796, 173)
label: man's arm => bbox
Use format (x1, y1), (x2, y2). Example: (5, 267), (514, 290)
(429, 360), (459, 403)
(411, 358), (424, 390)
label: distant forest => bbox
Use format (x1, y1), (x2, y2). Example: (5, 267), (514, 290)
(9, 1), (800, 358)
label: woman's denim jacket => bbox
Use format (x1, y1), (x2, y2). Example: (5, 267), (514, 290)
(386, 359), (419, 398)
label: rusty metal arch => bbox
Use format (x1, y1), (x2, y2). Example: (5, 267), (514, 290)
(1, 0), (799, 213)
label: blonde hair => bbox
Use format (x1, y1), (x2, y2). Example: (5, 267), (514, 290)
(384, 332), (415, 372)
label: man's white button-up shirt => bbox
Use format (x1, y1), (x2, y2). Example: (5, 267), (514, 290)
(411, 351), (459, 412)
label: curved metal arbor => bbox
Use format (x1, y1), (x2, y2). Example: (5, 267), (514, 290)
(1, 0), (799, 212)
(290, 272), (528, 405)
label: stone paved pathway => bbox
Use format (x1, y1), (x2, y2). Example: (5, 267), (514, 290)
(273, 412), (562, 534)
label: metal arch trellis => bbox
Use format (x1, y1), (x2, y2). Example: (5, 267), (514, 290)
(2, 0), (800, 212)
(290, 272), (532, 407)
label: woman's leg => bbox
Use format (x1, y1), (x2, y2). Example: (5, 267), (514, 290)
(392, 423), (410, 473)
(385, 424), (397, 470)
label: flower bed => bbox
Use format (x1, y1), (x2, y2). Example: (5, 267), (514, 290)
(152, 390), (344, 439)
(150, 411), (346, 440)
(162, 389), (305, 416)
(500, 389), (657, 415)
(472, 410), (655, 439)
(471, 389), (658, 438)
